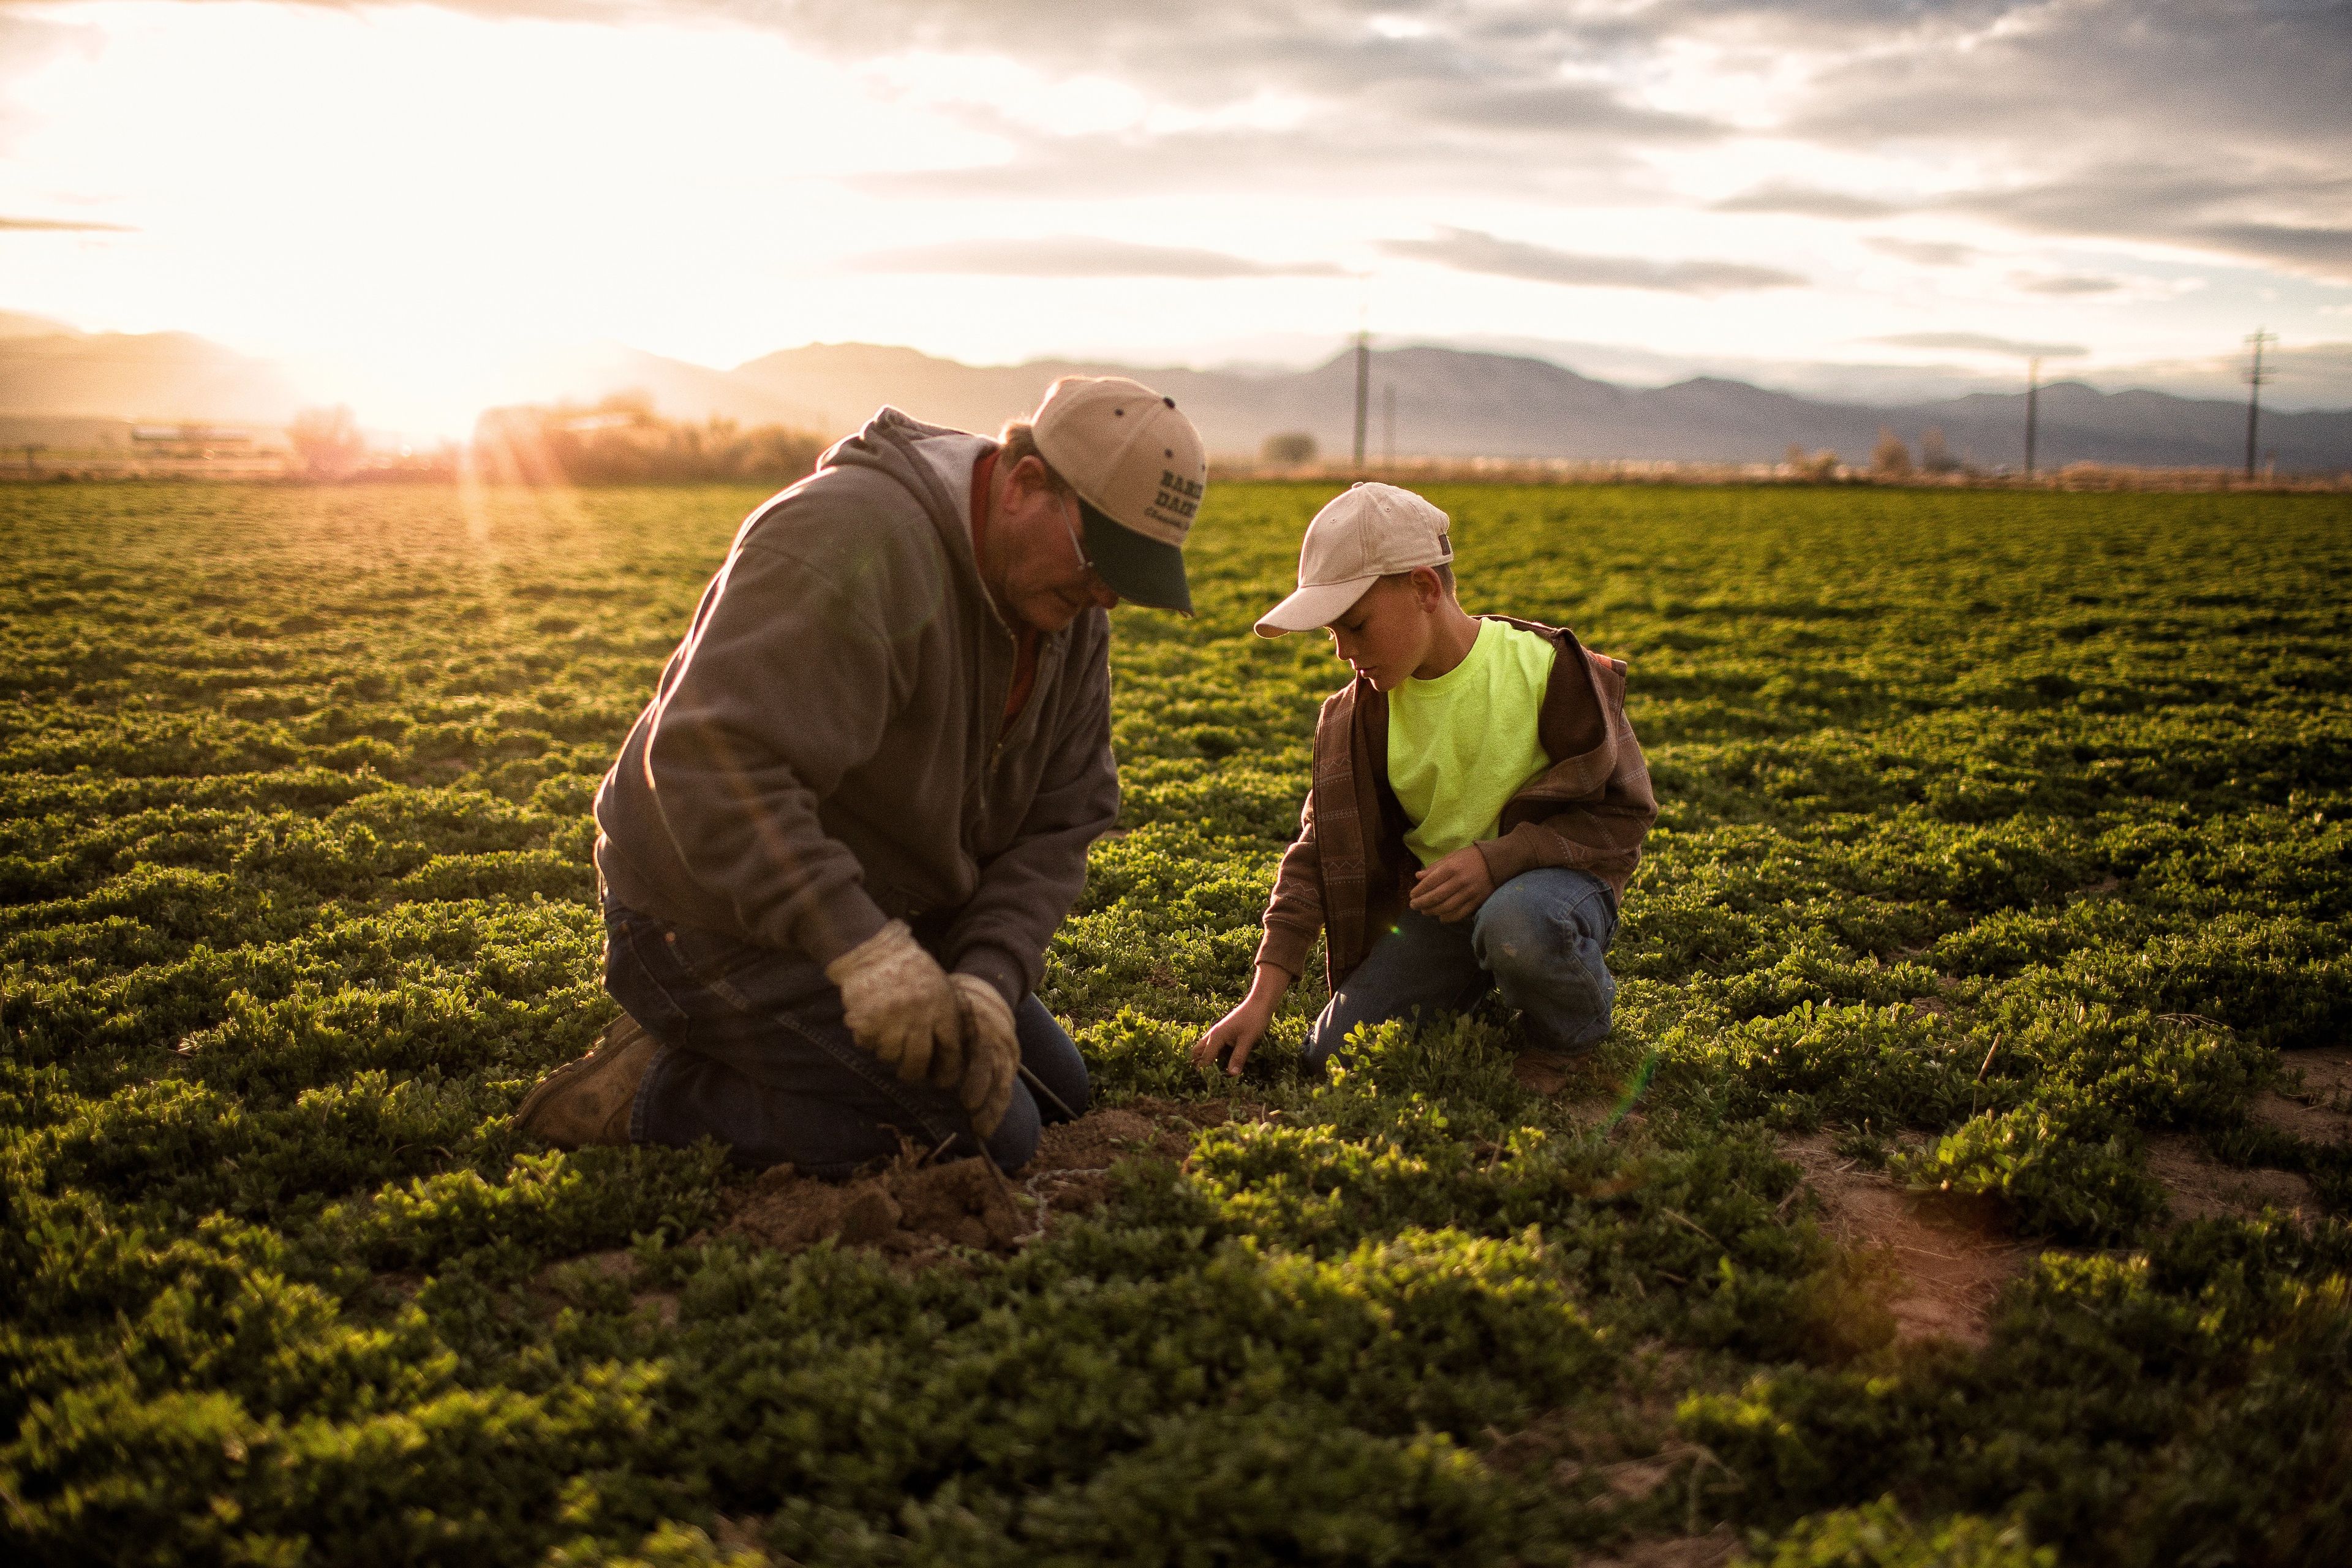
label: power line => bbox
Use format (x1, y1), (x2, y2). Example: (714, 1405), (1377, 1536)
(1382, 383), (1395, 467)
(2244, 327), (2276, 483)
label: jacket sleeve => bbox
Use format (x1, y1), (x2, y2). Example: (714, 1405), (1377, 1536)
(943, 632), (1121, 1008)
(632, 537), (898, 966)
(1253, 784), (1325, 981)
(1474, 796), (1657, 885)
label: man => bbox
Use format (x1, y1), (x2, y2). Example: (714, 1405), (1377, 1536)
(1193, 483), (1654, 1080)
(516, 377), (1208, 1174)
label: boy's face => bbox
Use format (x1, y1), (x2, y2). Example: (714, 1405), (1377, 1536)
(1324, 573), (1435, 692)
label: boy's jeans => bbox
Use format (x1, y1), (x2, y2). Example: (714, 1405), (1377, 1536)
(1305, 867), (1618, 1071)
(602, 899), (1088, 1176)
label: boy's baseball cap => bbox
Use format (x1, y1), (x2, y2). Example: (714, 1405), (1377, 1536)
(1254, 482), (1453, 638)
(1031, 375), (1208, 614)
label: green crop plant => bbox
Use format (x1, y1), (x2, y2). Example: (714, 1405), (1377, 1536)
(2, 480), (2348, 1564)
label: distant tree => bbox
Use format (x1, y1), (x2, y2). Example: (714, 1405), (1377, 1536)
(287, 405), (365, 480)
(1261, 431), (1317, 467)
(1870, 426), (1913, 480)
(471, 397), (825, 486)
(1785, 444), (1840, 481)
(1918, 426), (1961, 475)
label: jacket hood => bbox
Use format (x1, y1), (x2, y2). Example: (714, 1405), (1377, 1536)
(819, 406), (997, 564)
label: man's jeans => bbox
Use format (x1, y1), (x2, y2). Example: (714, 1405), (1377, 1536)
(1305, 867), (1618, 1072)
(602, 900), (1088, 1176)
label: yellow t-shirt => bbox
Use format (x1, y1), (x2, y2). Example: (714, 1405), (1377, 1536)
(1388, 619), (1556, 867)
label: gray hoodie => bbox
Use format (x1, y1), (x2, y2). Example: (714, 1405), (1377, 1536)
(592, 408), (1118, 1009)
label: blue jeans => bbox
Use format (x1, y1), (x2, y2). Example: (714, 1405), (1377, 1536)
(602, 900), (1088, 1176)
(1305, 867), (1618, 1071)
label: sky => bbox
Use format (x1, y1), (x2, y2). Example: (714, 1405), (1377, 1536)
(2, 0), (2349, 435)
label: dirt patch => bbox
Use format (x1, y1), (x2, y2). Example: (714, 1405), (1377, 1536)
(2146, 1134), (2318, 1224)
(1513, 1049), (1589, 1097)
(710, 1514), (770, 1564)
(1780, 1132), (2035, 1349)
(722, 1102), (1217, 1263)
(730, 1156), (1027, 1258)
(1035, 1106), (1189, 1167)
(1512, 1050), (1656, 1141)
(1580, 1527), (1740, 1568)
(1020, 1105), (1204, 1216)
(2252, 1046), (2352, 1147)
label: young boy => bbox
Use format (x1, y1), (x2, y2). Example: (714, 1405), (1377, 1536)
(1194, 483), (1656, 1078)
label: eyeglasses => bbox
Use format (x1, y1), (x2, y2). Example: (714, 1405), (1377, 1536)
(1061, 493), (1117, 604)
(1060, 492), (1096, 574)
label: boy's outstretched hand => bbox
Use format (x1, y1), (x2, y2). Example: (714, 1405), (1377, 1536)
(1193, 963), (1294, 1077)
(1409, 846), (1496, 922)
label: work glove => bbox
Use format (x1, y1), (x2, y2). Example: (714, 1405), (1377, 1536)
(823, 921), (960, 1085)
(948, 974), (1020, 1137)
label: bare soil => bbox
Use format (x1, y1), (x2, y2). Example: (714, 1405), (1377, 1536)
(710, 1514), (772, 1564)
(720, 1101), (1216, 1263)
(1777, 1132), (2035, 1349)
(1580, 1527), (1741, 1568)
(2145, 1136), (2319, 1224)
(2252, 1044), (2352, 1147)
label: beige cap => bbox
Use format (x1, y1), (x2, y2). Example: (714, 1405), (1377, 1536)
(1031, 375), (1207, 613)
(1254, 482), (1453, 637)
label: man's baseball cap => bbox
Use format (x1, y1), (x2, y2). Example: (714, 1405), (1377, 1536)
(1254, 482), (1453, 638)
(1030, 375), (1208, 614)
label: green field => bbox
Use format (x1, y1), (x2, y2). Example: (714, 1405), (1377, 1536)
(4, 480), (2350, 1566)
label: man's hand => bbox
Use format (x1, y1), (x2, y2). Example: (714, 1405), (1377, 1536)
(1409, 845), (1497, 923)
(1191, 963), (1293, 1078)
(948, 974), (1019, 1136)
(824, 921), (960, 1084)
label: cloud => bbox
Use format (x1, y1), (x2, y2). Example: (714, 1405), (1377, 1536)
(1874, 332), (2087, 360)
(0, 214), (134, 232)
(1866, 237), (1977, 266)
(1381, 228), (1805, 293)
(849, 236), (1348, 278)
(1716, 185), (1899, 219)
(1950, 165), (2352, 282)
(2015, 274), (2122, 297)
(1788, 1), (2352, 279)
(1793, 1), (2352, 154)
(850, 122), (1639, 203)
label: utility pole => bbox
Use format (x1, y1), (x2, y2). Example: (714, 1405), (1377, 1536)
(1382, 383), (1395, 467)
(1351, 331), (1371, 472)
(2244, 328), (2275, 483)
(2023, 356), (2040, 480)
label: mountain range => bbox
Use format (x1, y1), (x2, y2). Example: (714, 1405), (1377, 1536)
(5, 311), (2347, 473)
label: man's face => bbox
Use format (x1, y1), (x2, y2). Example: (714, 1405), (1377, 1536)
(1324, 573), (1434, 691)
(995, 460), (1118, 632)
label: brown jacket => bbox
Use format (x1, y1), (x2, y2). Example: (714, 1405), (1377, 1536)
(593, 408), (1119, 1010)
(1254, 617), (1656, 987)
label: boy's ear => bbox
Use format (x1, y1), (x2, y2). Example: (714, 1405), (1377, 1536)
(1413, 565), (1449, 608)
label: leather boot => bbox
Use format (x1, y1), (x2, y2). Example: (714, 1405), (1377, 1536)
(513, 1013), (658, 1148)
